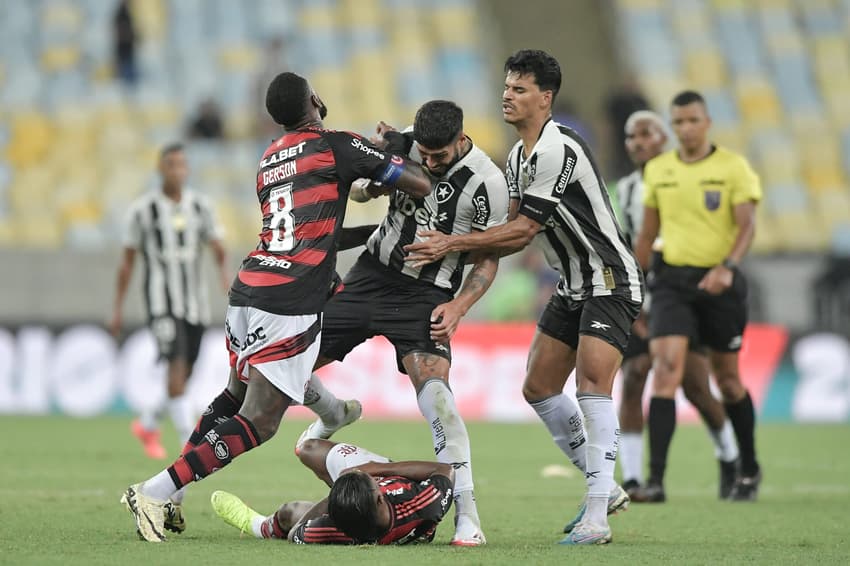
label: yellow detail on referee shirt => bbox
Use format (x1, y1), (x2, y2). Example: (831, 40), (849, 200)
(642, 146), (762, 268)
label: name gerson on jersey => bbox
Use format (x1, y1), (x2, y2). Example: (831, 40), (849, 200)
(230, 129), (406, 315)
(291, 474), (453, 545)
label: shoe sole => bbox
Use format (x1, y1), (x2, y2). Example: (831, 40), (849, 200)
(295, 400), (363, 454)
(163, 503), (185, 534)
(121, 487), (165, 542)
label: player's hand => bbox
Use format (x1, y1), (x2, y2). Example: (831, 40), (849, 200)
(108, 311), (122, 339)
(430, 301), (465, 344)
(697, 265), (733, 295)
(404, 231), (452, 268)
(375, 120), (397, 137)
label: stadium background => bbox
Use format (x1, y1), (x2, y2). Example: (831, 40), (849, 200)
(1, 0), (849, 425)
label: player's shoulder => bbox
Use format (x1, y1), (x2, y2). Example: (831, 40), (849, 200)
(644, 149), (677, 173)
(127, 189), (157, 210)
(712, 145), (754, 170)
(506, 139), (524, 164)
(616, 169), (642, 191)
(464, 145), (507, 188)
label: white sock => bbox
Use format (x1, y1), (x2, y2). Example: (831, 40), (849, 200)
(578, 393), (619, 526)
(139, 405), (162, 431)
(619, 432), (644, 484)
(416, 380), (479, 523)
(528, 394), (587, 472)
(140, 469), (178, 501)
(251, 515), (267, 538)
(171, 486), (187, 504)
(168, 395), (196, 443)
(709, 419), (740, 463)
(303, 373), (344, 424)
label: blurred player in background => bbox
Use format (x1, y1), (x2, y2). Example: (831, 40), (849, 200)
(406, 49), (643, 545)
(297, 99), (509, 546)
(120, 71), (432, 542)
(635, 90), (762, 502)
(614, 111), (739, 503)
(211, 438), (455, 545)
(110, 143), (228, 459)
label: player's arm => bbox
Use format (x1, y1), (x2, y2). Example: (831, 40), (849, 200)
(110, 247), (136, 338)
(343, 461), (455, 485)
(286, 498), (330, 542)
(634, 205), (660, 271)
(208, 238), (229, 293)
(338, 224), (379, 251)
(430, 250), (498, 344)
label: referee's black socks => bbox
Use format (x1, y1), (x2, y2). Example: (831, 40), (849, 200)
(725, 391), (759, 477)
(648, 397), (677, 484)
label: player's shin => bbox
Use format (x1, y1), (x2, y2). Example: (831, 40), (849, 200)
(416, 380), (479, 523)
(577, 393), (619, 526)
(142, 415), (262, 501)
(182, 389), (242, 454)
(528, 394), (588, 472)
(167, 394), (196, 444)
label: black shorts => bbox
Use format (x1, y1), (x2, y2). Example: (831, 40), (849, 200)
(150, 316), (205, 365)
(622, 332), (649, 361)
(537, 294), (641, 355)
(320, 252), (454, 374)
(648, 262), (748, 352)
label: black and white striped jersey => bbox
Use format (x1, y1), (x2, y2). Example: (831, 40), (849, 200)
(123, 189), (223, 325)
(365, 140), (509, 293)
(507, 120), (643, 303)
(615, 169), (643, 247)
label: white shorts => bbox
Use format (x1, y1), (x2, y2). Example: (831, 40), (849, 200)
(225, 305), (321, 405)
(325, 443), (391, 483)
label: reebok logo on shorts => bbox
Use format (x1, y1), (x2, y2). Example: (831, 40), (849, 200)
(590, 320), (611, 331)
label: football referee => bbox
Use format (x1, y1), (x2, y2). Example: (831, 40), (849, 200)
(634, 90), (762, 501)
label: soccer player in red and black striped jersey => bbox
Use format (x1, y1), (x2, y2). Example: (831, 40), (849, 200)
(121, 72), (432, 543)
(210, 439), (454, 545)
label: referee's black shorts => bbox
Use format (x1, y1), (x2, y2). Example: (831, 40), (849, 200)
(320, 252), (454, 373)
(648, 261), (748, 352)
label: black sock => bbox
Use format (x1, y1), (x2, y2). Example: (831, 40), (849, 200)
(725, 391), (759, 476)
(182, 389), (242, 454)
(648, 397), (677, 484)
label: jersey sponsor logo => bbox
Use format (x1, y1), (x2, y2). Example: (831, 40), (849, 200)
(434, 182), (455, 204)
(385, 487), (405, 496)
(704, 190), (722, 211)
(472, 195), (489, 226)
(554, 155), (576, 195)
(350, 138), (385, 160)
(440, 488), (453, 510)
(393, 193), (436, 227)
(590, 320), (611, 331)
(261, 141), (307, 167)
(252, 253), (293, 269)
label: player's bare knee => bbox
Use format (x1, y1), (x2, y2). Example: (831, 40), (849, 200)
(714, 373), (744, 402)
(296, 438), (323, 465)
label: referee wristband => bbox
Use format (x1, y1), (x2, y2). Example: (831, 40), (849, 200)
(722, 258), (737, 270)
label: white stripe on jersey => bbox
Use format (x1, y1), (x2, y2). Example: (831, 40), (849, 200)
(508, 120), (643, 302)
(122, 189), (222, 324)
(366, 142), (509, 292)
(616, 170), (643, 245)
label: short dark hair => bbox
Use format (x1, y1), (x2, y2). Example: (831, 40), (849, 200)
(327, 471), (383, 542)
(504, 49), (561, 101)
(160, 143), (184, 160)
(265, 72), (311, 127)
(671, 90), (706, 108)
(414, 100), (464, 149)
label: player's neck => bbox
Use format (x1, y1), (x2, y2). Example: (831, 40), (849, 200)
(677, 141), (713, 163)
(286, 118), (323, 131)
(162, 185), (182, 202)
(517, 113), (550, 158)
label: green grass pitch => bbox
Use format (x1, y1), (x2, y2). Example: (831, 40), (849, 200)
(1, 416), (848, 565)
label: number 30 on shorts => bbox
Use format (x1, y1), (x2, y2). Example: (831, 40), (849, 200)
(268, 183), (295, 252)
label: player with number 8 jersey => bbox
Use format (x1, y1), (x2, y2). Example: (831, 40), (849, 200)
(120, 72), (431, 543)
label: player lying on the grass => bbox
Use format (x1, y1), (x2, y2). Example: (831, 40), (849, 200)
(211, 438), (454, 545)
